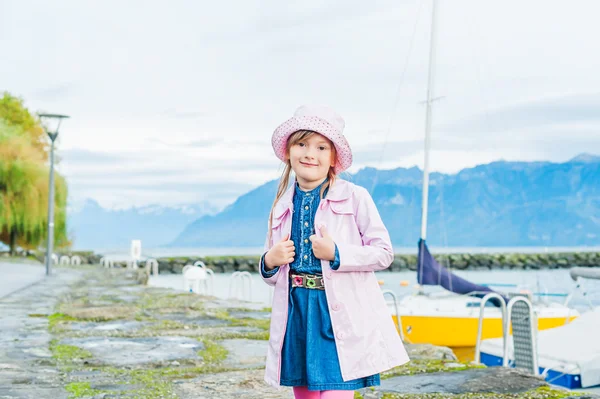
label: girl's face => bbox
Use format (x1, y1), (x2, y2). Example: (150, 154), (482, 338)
(288, 133), (335, 189)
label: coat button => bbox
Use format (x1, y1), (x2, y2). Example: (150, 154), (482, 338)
(332, 302), (341, 311)
(325, 271), (333, 279)
(336, 331), (345, 340)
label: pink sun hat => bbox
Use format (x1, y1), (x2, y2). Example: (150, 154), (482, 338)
(271, 105), (353, 173)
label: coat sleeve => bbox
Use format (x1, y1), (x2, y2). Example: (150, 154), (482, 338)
(260, 229), (281, 286)
(334, 187), (394, 272)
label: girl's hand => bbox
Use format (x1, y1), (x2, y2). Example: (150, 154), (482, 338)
(310, 226), (335, 261)
(265, 234), (295, 269)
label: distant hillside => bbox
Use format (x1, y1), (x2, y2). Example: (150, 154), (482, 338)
(170, 154), (600, 248)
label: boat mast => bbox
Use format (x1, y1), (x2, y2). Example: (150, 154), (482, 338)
(420, 0), (439, 241)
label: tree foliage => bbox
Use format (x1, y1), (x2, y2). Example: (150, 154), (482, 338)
(0, 92), (69, 253)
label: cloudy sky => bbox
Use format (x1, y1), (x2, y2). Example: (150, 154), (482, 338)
(1, 0), (599, 210)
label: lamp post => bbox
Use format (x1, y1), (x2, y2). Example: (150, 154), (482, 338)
(38, 113), (69, 276)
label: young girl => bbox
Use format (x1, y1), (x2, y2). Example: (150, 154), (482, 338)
(260, 105), (410, 399)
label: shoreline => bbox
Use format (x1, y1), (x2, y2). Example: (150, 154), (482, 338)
(3, 249), (599, 274)
(1, 264), (596, 398)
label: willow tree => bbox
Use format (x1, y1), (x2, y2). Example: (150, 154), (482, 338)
(0, 93), (69, 254)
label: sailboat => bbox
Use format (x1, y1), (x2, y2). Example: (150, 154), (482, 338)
(387, 0), (578, 349)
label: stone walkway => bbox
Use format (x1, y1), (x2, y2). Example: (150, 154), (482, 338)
(0, 266), (82, 398)
(0, 264), (597, 399)
(0, 260), (46, 299)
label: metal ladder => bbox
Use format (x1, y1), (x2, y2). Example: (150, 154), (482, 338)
(475, 293), (539, 376)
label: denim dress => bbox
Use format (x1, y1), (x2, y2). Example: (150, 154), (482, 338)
(262, 180), (380, 391)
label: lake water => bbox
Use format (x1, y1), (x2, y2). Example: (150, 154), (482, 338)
(148, 268), (600, 312)
(98, 245), (600, 260)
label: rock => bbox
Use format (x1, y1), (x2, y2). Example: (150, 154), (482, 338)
(222, 263), (236, 273)
(174, 368), (290, 399)
(64, 305), (138, 321)
(444, 362), (466, 368)
(60, 336), (204, 366)
(22, 347), (52, 358)
(405, 343), (458, 361)
(237, 262), (253, 272)
(376, 367), (546, 395)
(65, 320), (149, 332)
(221, 339), (268, 369)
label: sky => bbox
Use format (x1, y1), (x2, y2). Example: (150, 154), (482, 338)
(1, 0), (599, 210)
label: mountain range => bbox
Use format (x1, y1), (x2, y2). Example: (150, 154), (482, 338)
(169, 154), (600, 248)
(68, 199), (218, 250)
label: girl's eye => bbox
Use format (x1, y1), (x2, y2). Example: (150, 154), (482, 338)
(319, 146), (327, 151)
(298, 142), (305, 147)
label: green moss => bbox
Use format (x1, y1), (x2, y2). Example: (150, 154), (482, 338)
(139, 292), (205, 312)
(96, 365), (241, 397)
(48, 312), (78, 331)
(381, 360), (486, 379)
(198, 338), (228, 364)
(229, 317), (270, 330)
(376, 385), (572, 398)
(126, 370), (177, 399)
(211, 330), (270, 340)
(49, 340), (93, 364)
(153, 319), (187, 330)
(65, 382), (103, 398)
(211, 309), (230, 320)
(354, 392), (364, 399)
(28, 313), (48, 318)
(212, 309), (271, 331)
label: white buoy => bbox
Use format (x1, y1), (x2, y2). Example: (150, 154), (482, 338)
(183, 266), (207, 294)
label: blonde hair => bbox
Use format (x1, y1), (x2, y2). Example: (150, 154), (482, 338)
(267, 130), (337, 245)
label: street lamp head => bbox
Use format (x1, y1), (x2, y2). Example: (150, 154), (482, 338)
(38, 113), (70, 141)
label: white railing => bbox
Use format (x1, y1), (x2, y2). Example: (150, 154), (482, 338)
(229, 271), (252, 301)
(382, 289), (406, 342)
(44, 253), (59, 265)
(474, 293), (508, 364)
(145, 258), (159, 276)
(126, 259), (138, 270)
(100, 257), (115, 269)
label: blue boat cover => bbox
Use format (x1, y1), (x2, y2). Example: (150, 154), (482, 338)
(417, 239), (507, 306)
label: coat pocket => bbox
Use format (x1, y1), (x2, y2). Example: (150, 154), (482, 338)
(330, 199), (354, 215)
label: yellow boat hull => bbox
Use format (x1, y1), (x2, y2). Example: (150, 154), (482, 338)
(393, 315), (578, 347)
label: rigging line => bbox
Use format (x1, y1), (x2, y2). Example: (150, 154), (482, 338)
(369, 0), (426, 196)
(438, 173), (452, 290)
(462, 1), (526, 247)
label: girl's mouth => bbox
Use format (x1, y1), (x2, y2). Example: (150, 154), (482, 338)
(300, 161), (318, 167)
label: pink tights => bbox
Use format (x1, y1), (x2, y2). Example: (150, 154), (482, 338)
(293, 386), (355, 399)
